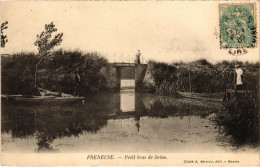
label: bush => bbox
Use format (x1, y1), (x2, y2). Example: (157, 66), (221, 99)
(1, 52), (38, 94)
(145, 60), (178, 95)
(216, 92), (259, 146)
(39, 49), (108, 95)
(1, 49), (109, 95)
(145, 59), (259, 94)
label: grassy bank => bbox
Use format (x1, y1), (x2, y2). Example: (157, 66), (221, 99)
(1, 49), (109, 96)
(144, 59), (259, 94)
(216, 92), (259, 147)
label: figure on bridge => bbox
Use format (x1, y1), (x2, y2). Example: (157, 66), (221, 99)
(135, 50), (141, 64)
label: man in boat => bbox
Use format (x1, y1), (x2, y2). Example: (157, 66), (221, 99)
(235, 64), (243, 90)
(74, 69), (81, 97)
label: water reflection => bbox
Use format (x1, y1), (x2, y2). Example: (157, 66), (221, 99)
(120, 79), (135, 90)
(1, 91), (258, 153)
(2, 103), (109, 152)
(120, 90), (135, 112)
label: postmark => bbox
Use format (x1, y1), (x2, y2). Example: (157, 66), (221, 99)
(219, 3), (257, 49)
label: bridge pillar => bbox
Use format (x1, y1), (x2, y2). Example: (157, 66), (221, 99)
(102, 65), (120, 90)
(135, 64), (147, 90)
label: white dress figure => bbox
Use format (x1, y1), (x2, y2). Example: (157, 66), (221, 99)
(235, 65), (243, 90)
(236, 68), (243, 85)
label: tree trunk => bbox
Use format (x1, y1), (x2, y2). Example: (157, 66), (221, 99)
(34, 56), (43, 87)
(188, 68), (192, 92)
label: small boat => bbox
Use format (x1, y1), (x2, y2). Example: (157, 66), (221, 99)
(2, 94), (85, 104)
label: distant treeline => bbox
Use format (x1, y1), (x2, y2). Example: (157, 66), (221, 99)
(144, 59), (259, 94)
(2, 50), (108, 95)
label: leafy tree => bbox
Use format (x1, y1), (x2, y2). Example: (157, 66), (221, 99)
(34, 22), (63, 86)
(1, 21), (8, 48)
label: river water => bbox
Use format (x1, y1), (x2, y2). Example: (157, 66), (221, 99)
(1, 90), (259, 153)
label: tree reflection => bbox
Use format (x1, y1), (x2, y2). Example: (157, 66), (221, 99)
(2, 102), (109, 152)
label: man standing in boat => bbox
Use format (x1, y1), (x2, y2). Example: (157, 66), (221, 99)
(235, 64), (243, 90)
(74, 69), (81, 97)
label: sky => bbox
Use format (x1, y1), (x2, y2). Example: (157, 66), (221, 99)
(1, 1), (259, 63)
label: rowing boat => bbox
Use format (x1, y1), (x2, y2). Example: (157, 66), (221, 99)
(2, 95), (85, 104)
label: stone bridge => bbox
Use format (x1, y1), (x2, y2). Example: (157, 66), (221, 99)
(104, 63), (147, 90)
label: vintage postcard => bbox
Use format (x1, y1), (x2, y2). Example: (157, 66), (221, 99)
(1, 1), (259, 166)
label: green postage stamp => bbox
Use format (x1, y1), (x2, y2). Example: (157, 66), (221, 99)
(219, 3), (257, 48)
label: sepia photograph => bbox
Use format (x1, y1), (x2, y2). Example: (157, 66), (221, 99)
(1, 1), (259, 166)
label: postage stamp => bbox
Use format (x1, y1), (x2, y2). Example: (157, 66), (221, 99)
(219, 3), (257, 49)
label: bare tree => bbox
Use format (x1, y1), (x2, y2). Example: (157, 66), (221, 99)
(34, 22), (63, 86)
